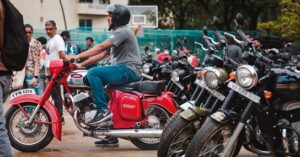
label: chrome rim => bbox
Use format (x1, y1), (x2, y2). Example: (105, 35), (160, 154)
(139, 105), (170, 144)
(198, 125), (237, 157)
(167, 120), (199, 157)
(9, 105), (51, 146)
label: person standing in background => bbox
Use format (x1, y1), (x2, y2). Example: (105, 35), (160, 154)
(36, 36), (47, 95)
(85, 36), (94, 50)
(44, 20), (66, 123)
(24, 24), (41, 95)
(78, 37), (98, 69)
(60, 30), (80, 55)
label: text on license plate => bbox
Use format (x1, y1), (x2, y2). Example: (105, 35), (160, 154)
(227, 81), (260, 104)
(195, 79), (226, 101)
(10, 89), (36, 99)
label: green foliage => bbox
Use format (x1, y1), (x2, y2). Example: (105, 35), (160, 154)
(258, 0), (300, 41)
(129, 0), (280, 30)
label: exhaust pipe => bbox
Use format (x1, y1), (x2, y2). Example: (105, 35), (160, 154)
(73, 110), (163, 138)
(95, 129), (163, 138)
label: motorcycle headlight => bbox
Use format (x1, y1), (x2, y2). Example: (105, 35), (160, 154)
(171, 71), (180, 82)
(203, 67), (228, 89)
(142, 64), (151, 74)
(236, 65), (258, 89)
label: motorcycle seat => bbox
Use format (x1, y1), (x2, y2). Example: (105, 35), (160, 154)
(110, 80), (165, 94)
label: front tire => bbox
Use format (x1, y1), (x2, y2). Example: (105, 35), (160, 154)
(185, 117), (242, 157)
(158, 115), (201, 157)
(5, 103), (54, 152)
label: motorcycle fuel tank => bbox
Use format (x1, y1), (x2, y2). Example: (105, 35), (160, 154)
(275, 72), (300, 99)
(67, 70), (90, 88)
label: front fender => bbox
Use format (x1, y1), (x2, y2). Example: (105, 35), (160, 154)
(10, 94), (61, 141)
(179, 101), (209, 121)
(210, 110), (239, 124)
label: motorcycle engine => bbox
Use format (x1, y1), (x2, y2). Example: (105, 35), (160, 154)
(73, 93), (94, 113)
(280, 101), (300, 154)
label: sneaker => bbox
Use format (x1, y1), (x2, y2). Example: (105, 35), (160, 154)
(88, 110), (112, 125)
(95, 136), (119, 147)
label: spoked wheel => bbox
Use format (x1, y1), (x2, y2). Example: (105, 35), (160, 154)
(157, 108), (202, 157)
(158, 116), (200, 157)
(185, 117), (242, 157)
(5, 103), (53, 152)
(131, 105), (171, 150)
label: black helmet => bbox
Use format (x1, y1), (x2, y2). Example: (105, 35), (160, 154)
(106, 4), (130, 30)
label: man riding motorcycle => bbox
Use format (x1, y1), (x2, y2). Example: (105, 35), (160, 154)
(74, 4), (142, 147)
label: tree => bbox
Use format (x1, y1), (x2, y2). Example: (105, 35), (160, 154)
(258, 0), (300, 41)
(129, 0), (280, 30)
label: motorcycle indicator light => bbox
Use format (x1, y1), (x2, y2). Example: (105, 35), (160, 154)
(196, 71), (203, 78)
(229, 72), (236, 80)
(264, 91), (272, 99)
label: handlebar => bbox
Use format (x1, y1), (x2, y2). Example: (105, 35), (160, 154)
(261, 55), (273, 65)
(195, 42), (208, 51)
(203, 36), (219, 46)
(236, 29), (252, 46)
(223, 32), (244, 46)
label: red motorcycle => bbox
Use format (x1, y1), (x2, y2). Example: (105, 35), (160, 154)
(5, 59), (177, 152)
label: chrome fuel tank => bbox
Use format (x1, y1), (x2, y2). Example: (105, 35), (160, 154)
(67, 70), (90, 88)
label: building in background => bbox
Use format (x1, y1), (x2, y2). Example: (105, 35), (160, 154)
(11, 0), (128, 30)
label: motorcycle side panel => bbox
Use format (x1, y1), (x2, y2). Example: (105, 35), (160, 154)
(118, 93), (142, 121)
(10, 94), (62, 140)
(109, 90), (136, 128)
(142, 91), (177, 114)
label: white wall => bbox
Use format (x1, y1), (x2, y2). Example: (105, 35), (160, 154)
(10, 0), (128, 30)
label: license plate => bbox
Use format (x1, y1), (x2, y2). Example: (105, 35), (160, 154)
(195, 79), (226, 101)
(227, 81), (260, 104)
(172, 80), (184, 90)
(10, 89), (36, 99)
(141, 73), (154, 80)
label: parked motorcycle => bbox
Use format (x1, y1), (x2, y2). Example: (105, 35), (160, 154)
(157, 25), (237, 157)
(6, 59), (178, 152)
(185, 13), (300, 157)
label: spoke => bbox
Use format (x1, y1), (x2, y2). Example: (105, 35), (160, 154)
(199, 144), (222, 157)
(9, 105), (51, 145)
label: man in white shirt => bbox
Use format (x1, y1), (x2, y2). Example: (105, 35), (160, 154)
(45, 20), (66, 123)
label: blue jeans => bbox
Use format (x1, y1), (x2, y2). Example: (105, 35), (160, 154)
(87, 65), (141, 111)
(0, 75), (13, 157)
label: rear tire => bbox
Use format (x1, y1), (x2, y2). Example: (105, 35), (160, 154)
(5, 103), (54, 152)
(131, 105), (171, 150)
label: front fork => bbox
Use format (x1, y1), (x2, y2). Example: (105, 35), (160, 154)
(221, 101), (256, 157)
(25, 105), (42, 124)
(26, 73), (59, 124)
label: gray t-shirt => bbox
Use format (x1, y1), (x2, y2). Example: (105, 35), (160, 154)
(227, 44), (243, 61)
(108, 25), (142, 74)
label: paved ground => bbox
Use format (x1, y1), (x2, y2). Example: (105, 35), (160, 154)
(4, 102), (256, 157)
